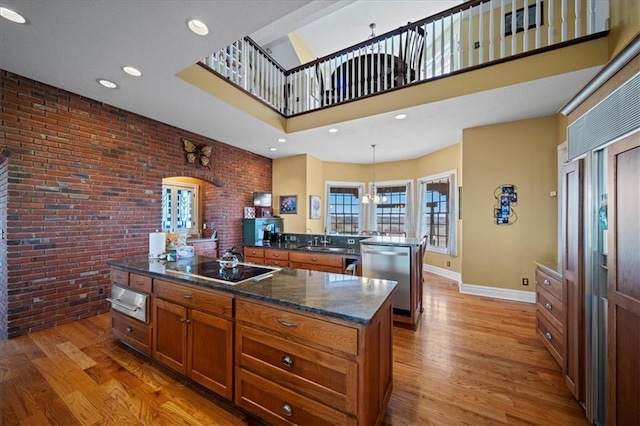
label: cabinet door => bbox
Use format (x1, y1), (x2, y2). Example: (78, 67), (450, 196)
(188, 309), (233, 400)
(607, 133), (640, 426)
(562, 159), (584, 403)
(153, 298), (188, 374)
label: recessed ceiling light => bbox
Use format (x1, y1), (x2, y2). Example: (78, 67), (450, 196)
(328, 128), (339, 133)
(0, 7), (26, 24)
(269, 147), (278, 152)
(122, 66), (142, 77)
(187, 19), (209, 36)
(277, 138), (286, 143)
(97, 79), (118, 89)
(394, 114), (407, 120)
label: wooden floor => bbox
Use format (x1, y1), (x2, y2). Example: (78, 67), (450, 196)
(1, 273), (587, 425)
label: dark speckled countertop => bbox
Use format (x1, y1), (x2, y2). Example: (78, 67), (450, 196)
(108, 256), (396, 325)
(247, 242), (360, 255)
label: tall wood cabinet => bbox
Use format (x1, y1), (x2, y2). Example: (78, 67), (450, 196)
(562, 160), (585, 405)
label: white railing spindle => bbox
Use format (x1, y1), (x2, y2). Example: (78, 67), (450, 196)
(588, 0), (595, 34)
(489, 0), (495, 62)
(523, 0), (530, 52)
(575, 0), (582, 37)
(535, 0), (542, 47)
(511, 0), (517, 55)
(449, 14), (455, 72)
(561, 0), (568, 42)
(478, 2), (484, 65)
(500, 0), (506, 58)
(458, 10), (463, 70)
(440, 19), (445, 73)
(549, 0), (555, 44)
(468, 7), (474, 67)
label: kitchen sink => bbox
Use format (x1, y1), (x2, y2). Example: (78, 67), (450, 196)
(298, 245), (354, 253)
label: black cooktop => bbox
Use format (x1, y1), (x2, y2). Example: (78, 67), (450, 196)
(167, 260), (277, 284)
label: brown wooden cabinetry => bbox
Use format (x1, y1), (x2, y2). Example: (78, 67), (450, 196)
(289, 251), (344, 274)
(535, 264), (565, 367)
(109, 267), (153, 355)
(235, 297), (392, 426)
(189, 240), (219, 258)
(153, 279), (233, 400)
(244, 247), (265, 265)
(264, 248), (289, 267)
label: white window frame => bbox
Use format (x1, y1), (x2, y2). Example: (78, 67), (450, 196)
(417, 170), (458, 256)
(161, 181), (200, 236)
(325, 181), (365, 235)
(367, 179), (414, 236)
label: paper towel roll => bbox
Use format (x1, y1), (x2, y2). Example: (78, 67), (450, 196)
(149, 232), (166, 259)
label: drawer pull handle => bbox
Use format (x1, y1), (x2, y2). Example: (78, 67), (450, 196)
(543, 279), (551, 286)
(545, 332), (553, 340)
(311, 257), (318, 262)
(181, 294), (193, 300)
(180, 318), (192, 324)
(274, 254), (280, 257)
(281, 355), (294, 367)
(544, 302), (553, 310)
(281, 403), (293, 417)
(277, 318), (298, 328)
(125, 326), (133, 334)
(133, 280), (144, 286)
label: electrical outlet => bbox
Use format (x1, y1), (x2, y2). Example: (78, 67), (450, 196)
(348, 239), (355, 245)
(289, 236), (297, 242)
(474, 41), (480, 49)
(522, 278), (529, 286)
(97, 285), (105, 296)
(447, 261), (451, 267)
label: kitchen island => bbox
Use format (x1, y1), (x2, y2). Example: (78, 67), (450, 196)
(108, 256), (396, 426)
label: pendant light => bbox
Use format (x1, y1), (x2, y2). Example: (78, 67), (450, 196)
(362, 144), (381, 204)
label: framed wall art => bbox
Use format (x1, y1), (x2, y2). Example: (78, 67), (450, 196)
(279, 195), (297, 214)
(309, 195), (321, 219)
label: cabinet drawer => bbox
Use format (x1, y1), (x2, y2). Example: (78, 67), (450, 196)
(111, 310), (152, 355)
(536, 287), (564, 331)
(110, 268), (128, 286)
(236, 299), (358, 356)
(129, 273), (152, 293)
(535, 268), (563, 301)
(244, 247), (264, 259)
(236, 324), (357, 414)
(536, 310), (564, 366)
(154, 280), (233, 319)
(265, 249), (289, 261)
(289, 252), (343, 268)
(289, 262), (343, 274)
(265, 259), (289, 268)
(236, 368), (356, 426)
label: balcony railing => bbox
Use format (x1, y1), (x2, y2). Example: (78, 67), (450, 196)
(202, 0), (608, 116)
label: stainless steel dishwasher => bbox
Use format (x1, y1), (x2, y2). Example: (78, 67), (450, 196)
(361, 244), (411, 312)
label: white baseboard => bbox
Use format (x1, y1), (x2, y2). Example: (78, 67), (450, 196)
(459, 283), (536, 304)
(423, 264), (461, 284)
(423, 264), (536, 304)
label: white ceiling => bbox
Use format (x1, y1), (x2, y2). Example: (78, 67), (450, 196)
(0, 0), (600, 165)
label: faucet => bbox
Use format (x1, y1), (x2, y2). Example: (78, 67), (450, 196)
(319, 229), (331, 246)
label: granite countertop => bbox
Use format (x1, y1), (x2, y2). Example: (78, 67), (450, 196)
(360, 236), (423, 247)
(108, 256), (395, 325)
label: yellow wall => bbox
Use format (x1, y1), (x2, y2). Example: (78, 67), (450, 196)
(461, 116), (558, 292)
(273, 155), (307, 233)
(608, 0), (640, 58)
(306, 155), (325, 233)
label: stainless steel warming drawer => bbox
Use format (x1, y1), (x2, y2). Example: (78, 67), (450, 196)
(107, 284), (149, 323)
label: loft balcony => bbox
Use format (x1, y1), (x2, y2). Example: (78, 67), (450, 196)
(190, 0), (609, 120)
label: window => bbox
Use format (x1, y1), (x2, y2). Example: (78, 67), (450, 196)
(418, 170), (457, 255)
(369, 180), (413, 236)
(325, 182), (363, 235)
(162, 182), (200, 236)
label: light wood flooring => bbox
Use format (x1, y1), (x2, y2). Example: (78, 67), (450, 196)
(1, 273), (587, 425)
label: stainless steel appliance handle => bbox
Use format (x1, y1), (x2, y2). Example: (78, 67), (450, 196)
(362, 249), (409, 256)
(106, 298), (140, 312)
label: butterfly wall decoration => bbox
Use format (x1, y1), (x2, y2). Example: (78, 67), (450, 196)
(181, 137), (212, 168)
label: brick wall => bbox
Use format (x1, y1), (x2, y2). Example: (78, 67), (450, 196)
(0, 71), (272, 338)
